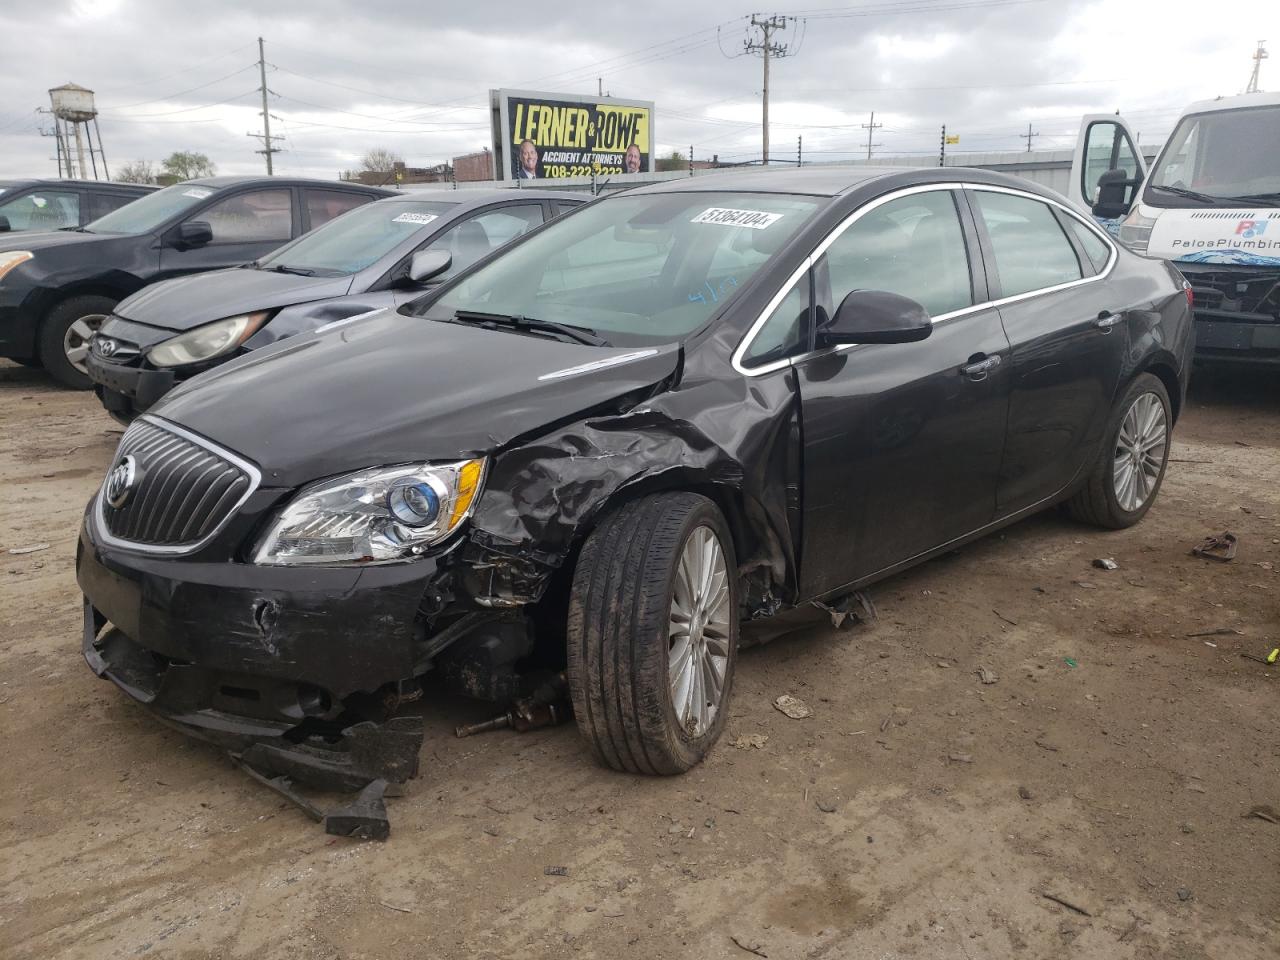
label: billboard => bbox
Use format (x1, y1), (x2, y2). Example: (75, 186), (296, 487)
(490, 88), (655, 181)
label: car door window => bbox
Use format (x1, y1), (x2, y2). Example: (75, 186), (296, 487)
(193, 189), (292, 244)
(1064, 216), (1111, 274)
(974, 191), (1082, 297)
(742, 271), (810, 368)
(0, 190), (79, 230)
(306, 189), (373, 229)
(821, 190), (973, 318)
(425, 205), (545, 279)
(86, 192), (136, 221)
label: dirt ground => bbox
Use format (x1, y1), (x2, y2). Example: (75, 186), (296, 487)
(0, 358), (1277, 960)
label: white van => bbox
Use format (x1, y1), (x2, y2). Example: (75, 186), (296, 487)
(1068, 92), (1280, 365)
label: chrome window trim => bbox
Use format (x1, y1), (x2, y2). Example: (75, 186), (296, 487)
(92, 414), (263, 556)
(732, 181), (1119, 377)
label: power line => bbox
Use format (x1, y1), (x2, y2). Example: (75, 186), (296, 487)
(98, 64), (258, 111)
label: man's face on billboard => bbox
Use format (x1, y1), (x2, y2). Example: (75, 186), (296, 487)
(520, 140), (538, 173)
(625, 144), (641, 173)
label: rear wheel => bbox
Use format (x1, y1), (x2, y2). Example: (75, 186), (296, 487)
(567, 493), (739, 775)
(1066, 373), (1171, 528)
(38, 295), (116, 389)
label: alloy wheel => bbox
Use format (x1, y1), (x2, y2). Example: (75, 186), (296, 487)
(668, 525), (731, 737)
(63, 313), (108, 375)
(1113, 391), (1167, 512)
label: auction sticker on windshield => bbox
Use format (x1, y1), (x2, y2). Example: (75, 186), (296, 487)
(691, 207), (784, 229)
(392, 212), (439, 225)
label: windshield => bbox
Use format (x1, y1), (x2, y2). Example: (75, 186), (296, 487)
(1149, 104), (1280, 201)
(84, 182), (219, 235)
(259, 199), (457, 275)
(422, 191), (821, 345)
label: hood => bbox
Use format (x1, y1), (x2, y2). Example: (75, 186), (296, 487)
(115, 267), (355, 332)
(0, 228), (118, 253)
(152, 309), (681, 488)
(1146, 206), (1280, 265)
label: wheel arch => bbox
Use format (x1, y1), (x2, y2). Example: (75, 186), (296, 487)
(1134, 354), (1183, 424)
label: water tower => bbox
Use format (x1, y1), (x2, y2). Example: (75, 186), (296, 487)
(48, 83), (109, 180)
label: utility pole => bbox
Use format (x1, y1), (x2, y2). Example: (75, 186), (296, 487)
(1019, 122), (1038, 152)
(744, 15), (792, 165)
(940, 125), (946, 168)
(797, 135), (802, 167)
(689, 144), (694, 176)
(1246, 40), (1268, 94)
(861, 111), (882, 160)
(248, 36), (284, 174)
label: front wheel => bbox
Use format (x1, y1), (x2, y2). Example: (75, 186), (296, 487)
(38, 295), (117, 389)
(1066, 372), (1172, 528)
(567, 493), (739, 775)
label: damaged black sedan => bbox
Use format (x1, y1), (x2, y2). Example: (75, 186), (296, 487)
(78, 168), (1192, 825)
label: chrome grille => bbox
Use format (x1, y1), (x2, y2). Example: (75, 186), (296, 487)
(98, 417), (257, 551)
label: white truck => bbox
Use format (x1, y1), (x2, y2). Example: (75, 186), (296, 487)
(1067, 91), (1280, 366)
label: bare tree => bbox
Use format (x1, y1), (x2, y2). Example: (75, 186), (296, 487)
(361, 147), (403, 173)
(116, 159), (156, 184)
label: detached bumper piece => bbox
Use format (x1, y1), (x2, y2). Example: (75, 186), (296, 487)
(83, 601), (423, 840)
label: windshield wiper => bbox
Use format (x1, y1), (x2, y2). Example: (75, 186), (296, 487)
(448, 309), (608, 346)
(1150, 184), (1217, 203)
(269, 264), (315, 276)
(1216, 192), (1280, 206)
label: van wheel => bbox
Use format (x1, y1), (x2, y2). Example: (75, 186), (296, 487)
(1066, 373), (1171, 529)
(567, 493), (739, 775)
(38, 295), (117, 389)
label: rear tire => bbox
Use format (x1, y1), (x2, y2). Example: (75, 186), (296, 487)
(567, 493), (739, 775)
(38, 295), (117, 389)
(1066, 372), (1171, 529)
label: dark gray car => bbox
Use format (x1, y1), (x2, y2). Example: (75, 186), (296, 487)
(87, 188), (585, 420)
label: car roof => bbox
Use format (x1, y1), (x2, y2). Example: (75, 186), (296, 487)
(181, 175), (396, 194)
(0, 178), (157, 192)
(391, 186), (585, 206)
(624, 165), (1063, 201)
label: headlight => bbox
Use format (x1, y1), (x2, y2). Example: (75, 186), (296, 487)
(146, 311), (270, 367)
(0, 251), (33, 284)
(253, 459), (486, 565)
(1117, 208), (1157, 256)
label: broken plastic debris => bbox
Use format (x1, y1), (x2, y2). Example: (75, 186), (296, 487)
(976, 665), (999, 684)
(773, 694), (812, 719)
(1092, 558), (1119, 571)
(7, 543), (50, 555)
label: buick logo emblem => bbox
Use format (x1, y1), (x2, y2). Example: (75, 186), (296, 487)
(105, 455), (137, 508)
(96, 337), (119, 358)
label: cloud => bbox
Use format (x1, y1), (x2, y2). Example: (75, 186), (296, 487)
(0, 0), (1272, 178)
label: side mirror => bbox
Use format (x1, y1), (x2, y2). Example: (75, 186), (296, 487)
(173, 220), (213, 249)
(0, 215), (10, 233)
(1092, 168), (1139, 220)
(817, 289), (932, 348)
(407, 249), (452, 284)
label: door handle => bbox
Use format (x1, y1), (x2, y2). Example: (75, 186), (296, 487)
(961, 354), (1002, 379)
(1094, 312), (1123, 332)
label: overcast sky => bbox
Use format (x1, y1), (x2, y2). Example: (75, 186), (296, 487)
(0, 0), (1275, 180)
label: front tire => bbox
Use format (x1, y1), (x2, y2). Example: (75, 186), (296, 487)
(567, 493), (739, 775)
(38, 295), (117, 389)
(1066, 373), (1172, 529)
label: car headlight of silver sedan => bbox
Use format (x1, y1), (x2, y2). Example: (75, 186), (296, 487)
(146, 311), (270, 367)
(253, 459), (486, 565)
